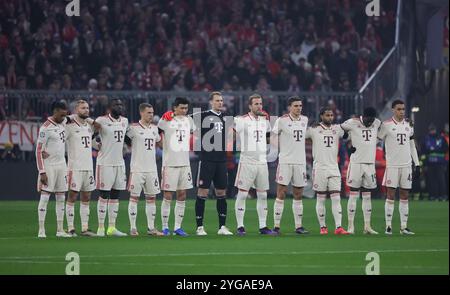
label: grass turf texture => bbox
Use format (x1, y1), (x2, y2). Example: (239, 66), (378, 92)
(0, 199), (447, 275)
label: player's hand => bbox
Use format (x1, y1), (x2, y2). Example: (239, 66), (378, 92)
(162, 111), (174, 121)
(349, 146), (356, 154)
(41, 151), (50, 159)
(40, 173), (48, 186)
(413, 166), (421, 179)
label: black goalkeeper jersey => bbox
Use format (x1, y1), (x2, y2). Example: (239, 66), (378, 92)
(194, 110), (229, 162)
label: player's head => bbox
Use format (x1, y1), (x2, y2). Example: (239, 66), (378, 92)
(287, 96), (303, 116)
(362, 107), (377, 127)
(319, 106), (334, 126)
(139, 103), (154, 123)
(109, 98), (124, 118)
(391, 99), (405, 120)
(75, 99), (90, 119)
(51, 100), (68, 123)
(248, 93), (263, 115)
(172, 97), (190, 116)
(209, 91), (223, 112)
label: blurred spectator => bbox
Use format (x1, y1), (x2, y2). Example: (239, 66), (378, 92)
(421, 124), (448, 201)
(1, 141), (21, 162)
(375, 142), (386, 198)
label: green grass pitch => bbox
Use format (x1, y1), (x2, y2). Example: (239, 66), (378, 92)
(0, 198), (447, 275)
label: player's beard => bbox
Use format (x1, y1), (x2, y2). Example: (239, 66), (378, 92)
(78, 114), (89, 119)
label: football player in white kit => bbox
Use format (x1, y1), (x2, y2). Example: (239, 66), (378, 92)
(92, 99), (129, 237)
(340, 107), (380, 235)
(378, 100), (420, 235)
(65, 100), (97, 237)
(158, 97), (196, 236)
(306, 107), (350, 235)
(272, 96), (310, 235)
(36, 100), (71, 238)
(126, 103), (164, 237)
(234, 94), (274, 235)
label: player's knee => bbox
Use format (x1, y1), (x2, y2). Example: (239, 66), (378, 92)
(145, 195), (155, 202)
(80, 192), (91, 202)
(197, 188), (209, 197)
(99, 190), (110, 199)
(215, 189), (226, 197)
(176, 190), (187, 200)
(130, 196), (139, 202)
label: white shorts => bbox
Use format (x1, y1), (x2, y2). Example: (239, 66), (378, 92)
(68, 170), (95, 192)
(276, 164), (307, 187)
(382, 166), (412, 190)
(95, 165), (127, 191)
(128, 171), (161, 196)
(312, 167), (341, 192)
(161, 166), (193, 192)
(37, 163), (68, 193)
(234, 162), (269, 191)
(346, 163), (377, 189)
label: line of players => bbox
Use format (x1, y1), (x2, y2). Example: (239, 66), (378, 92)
(35, 93), (419, 238)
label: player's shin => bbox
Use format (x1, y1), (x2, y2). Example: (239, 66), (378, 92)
(174, 200), (186, 230)
(399, 199), (409, 229)
(161, 197), (171, 229)
(66, 201), (75, 231)
(216, 196), (227, 228)
(330, 193), (342, 228)
(145, 197), (156, 230)
(292, 199), (303, 229)
(361, 191), (372, 228)
(80, 201), (90, 232)
(195, 196), (206, 227)
(55, 193), (66, 232)
(385, 198), (395, 228)
(108, 199), (119, 228)
(316, 194), (326, 227)
(128, 197), (138, 230)
(235, 190), (247, 228)
(256, 191), (268, 229)
(97, 197), (107, 229)
(273, 199), (284, 228)
(347, 190), (358, 231)
(38, 192), (50, 232)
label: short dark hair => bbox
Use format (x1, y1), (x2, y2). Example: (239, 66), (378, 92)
(108, 98), (122, 107)
(287, 96), (303, 106)
(51, 100), (68, 112)
(172, 97), (190, 109)
(363, 107), (377, 118)
(319, 106), (333, 116)
(391, 99), (405, 108)
(248, 93), (262, 106)
(139, 103), (153, 112)
(209, 91), (222, 101)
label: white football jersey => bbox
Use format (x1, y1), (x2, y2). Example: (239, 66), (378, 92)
(158, 116), (195, 167)
(272, 114), (308, 164)
(340, 117), (381, 164)
(35, 118), (67, 173)
(95, 114), (128, 166)
(65, 117), (95, 171)
(127, 121), (161, 173)
(306, 123), (344, 170)
(234, 113), (271, 164)
(378, 117), (414, 168)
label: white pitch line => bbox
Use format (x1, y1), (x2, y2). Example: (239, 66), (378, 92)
(0, 248), (447, 260)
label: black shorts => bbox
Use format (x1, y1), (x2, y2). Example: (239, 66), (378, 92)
(196, 161), (228, 190)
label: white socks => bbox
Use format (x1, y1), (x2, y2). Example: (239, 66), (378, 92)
(128, 198), (138, 230)
(97, 197), (107, 229)
(361, 192), (372, 228)
(385, 199), (395, 228)
(330, 193), (342, 228)
(161, 198), (171, 229)
(174, 200), (186, 230)
(38, 192), (50, 232)
(273, 199), (284, 228)
(146, 199), (156, 230)
(347, 191), (358, 229)
(55, 193), (65, 232)
(399, 199), (409, 229)
(80, 201), (90, 232)
(66, 201), (75, 231)
(235, 190), (247, 228)
(256, 191), (268, 229)
(108, 199), (119, 228)
(292, 199), (303, 229)
(316, 193), (326, 227)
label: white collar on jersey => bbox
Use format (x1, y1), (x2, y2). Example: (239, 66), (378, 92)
(138, 120), (151, 129)
(288, 114), (301, 121)
(319, 122), (333, 129)
(391, 116), (404, 124)
(108, 113), (121, 122)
